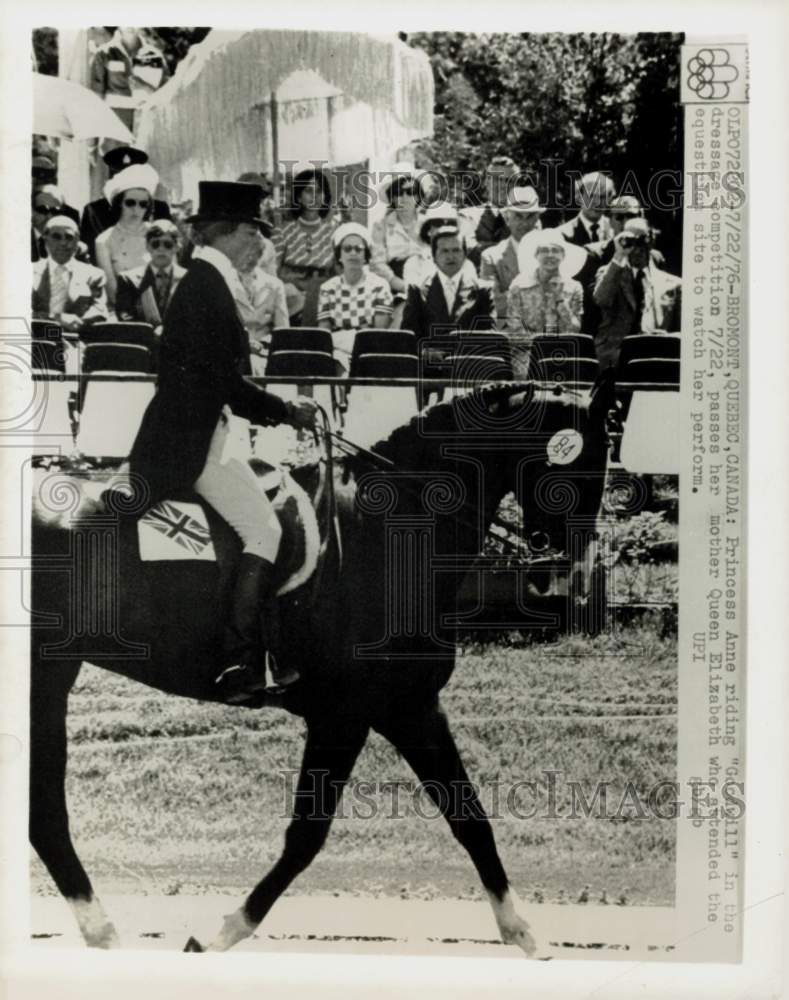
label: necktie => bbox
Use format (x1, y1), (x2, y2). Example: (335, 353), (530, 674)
(589, 222), (599, 243)
(154, 270), (169, 311)
(50, 265), (69, 317)
(632, 268), (646, 332)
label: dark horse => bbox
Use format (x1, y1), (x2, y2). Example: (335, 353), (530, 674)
(30, 382), (610, 953)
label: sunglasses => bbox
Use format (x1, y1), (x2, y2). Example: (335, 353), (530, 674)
(34, 204), (60, 215)
(148, 238), (176, 250)
(123, 198), (151, 209)
(341, 244), (366, 253)
(47, 232), (77, 242)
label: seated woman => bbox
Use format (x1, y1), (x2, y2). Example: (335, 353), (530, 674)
(272, 167), (337, 326)
(317, 223), (393, 374)
(235, 231), (290, 376)
(506, 229), (586, 376)
(95, 163), (159, 308)
(370, 170), (424, 322)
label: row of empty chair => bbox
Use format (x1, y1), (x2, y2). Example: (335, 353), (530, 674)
(29, 319), (680, 468)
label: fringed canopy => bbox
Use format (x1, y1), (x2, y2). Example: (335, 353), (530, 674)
(135, 30), (434, 201)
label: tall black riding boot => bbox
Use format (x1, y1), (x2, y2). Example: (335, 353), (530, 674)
(215, 553), (299, 704)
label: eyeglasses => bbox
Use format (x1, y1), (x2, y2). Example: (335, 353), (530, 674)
(34, 204), (60, 215)
(341, 244), (366, 253)
(123, 198), (151, 209)
(47, 232), (77, 242)
(148, 238), (176, 250)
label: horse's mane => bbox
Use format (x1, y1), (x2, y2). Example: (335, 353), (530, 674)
(368, 382), (531, 470)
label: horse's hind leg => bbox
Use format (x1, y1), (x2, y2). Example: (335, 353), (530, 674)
(375, 702), (536, 956)
(30, 655), (119, 948)
(195, 716), (370, 952)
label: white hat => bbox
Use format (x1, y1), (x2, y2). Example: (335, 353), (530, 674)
(378, 161), (416, 203)
(517, 228), (589, 280)
(104, 163), (159, 204)
(43, 214), (79, 234)
(418, 202), (459, 242)
(503, 186), (545, 214)
(332, 221), (372, 249)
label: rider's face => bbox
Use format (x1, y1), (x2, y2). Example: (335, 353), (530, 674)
(222, 223), (264, 271)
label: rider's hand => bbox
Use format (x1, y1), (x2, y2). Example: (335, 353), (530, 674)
(612, 232), (633, 266)
(286, 397), (320, 430)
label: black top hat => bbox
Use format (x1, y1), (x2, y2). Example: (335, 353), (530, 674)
(103, 146), (150, 175)
(187, 181), (268, 230)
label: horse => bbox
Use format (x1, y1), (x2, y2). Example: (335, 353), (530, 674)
(29, 380), (611, 954)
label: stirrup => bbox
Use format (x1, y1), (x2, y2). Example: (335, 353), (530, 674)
(263, 652), (300, 693)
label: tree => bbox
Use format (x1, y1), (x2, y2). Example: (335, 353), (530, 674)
(403, 31), (684, 214)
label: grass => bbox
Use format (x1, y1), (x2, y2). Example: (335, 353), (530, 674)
(31, 623), (677, 907)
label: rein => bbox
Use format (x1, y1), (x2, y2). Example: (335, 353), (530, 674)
(319, 427), (534, 560)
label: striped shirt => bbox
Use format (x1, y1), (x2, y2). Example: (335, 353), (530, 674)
(272, 216), (337, 273)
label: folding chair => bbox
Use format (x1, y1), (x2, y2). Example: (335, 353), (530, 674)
(528, 333), (599, 389)
(265, 327), (340, 426)
(344, 329), (420, 447)
(76, 340), (155, 459)
(617, 334), (681, 474)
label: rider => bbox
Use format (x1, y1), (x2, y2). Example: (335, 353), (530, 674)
(129, 181), (319, 703)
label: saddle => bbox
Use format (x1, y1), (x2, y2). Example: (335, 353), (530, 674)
(102, 461), (322, 599)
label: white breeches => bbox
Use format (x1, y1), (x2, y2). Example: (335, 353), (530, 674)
(194, 408), (282, 563)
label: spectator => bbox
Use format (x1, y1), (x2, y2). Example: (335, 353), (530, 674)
(94, 164), (159, 308)
(234, 228), (290, 376)
(506, 230), (586, 374)
(370, 167), (424, 309)
(460, 155), (521, 268)
(236, 172), (279, 275)
(402, 227), (496, 345)
(317, 222), (393, 374)
(558, 171), (615, 247)
(32, 215), (108, 332)
(115, 220), (186, 333)
(480, 186), (545, 328)
(592, 218), (682, 369)
(272, 167), (336, 325)
(32, 187), (64, 261)
(80, 145), (172, 262)
(89, 27), (169, 130)
(402, 202), (478, 291)
(576, 195), (665, 334)
(32, 156), (80, 225)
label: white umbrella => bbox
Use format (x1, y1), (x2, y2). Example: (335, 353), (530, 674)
(33, 72), (135, 143)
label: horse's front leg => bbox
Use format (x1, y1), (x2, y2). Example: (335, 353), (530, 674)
(30, 656), (120, 949)
(374, 702), (536, 956)
(189, 716), (370, 952)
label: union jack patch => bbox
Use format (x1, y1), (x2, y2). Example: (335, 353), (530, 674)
(138, 501), (216, 562)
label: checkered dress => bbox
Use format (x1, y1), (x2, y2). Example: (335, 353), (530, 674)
(317, 271), (393, 369)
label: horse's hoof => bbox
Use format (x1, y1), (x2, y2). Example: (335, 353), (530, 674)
(184, 936), (205, 952)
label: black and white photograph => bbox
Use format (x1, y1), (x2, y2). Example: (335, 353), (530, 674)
(0, 4), (783, 998)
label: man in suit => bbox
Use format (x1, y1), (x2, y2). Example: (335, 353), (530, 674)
(592, 218), (681, 369)
(480, 186), (545, 328)
(115, 220), (186, 331)
(461, 155), (521, 270)
(128, 182), (318, 704)
(80, 145), (172, 261)
(31, 216), (108, 332)
(403, 228), (497, 341)
(574, 195), (663, 335)
(558, 171), (615, 248)
(403, 227), (498, 404)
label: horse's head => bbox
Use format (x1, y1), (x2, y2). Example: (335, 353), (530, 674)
(360, 378), (611, 559)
